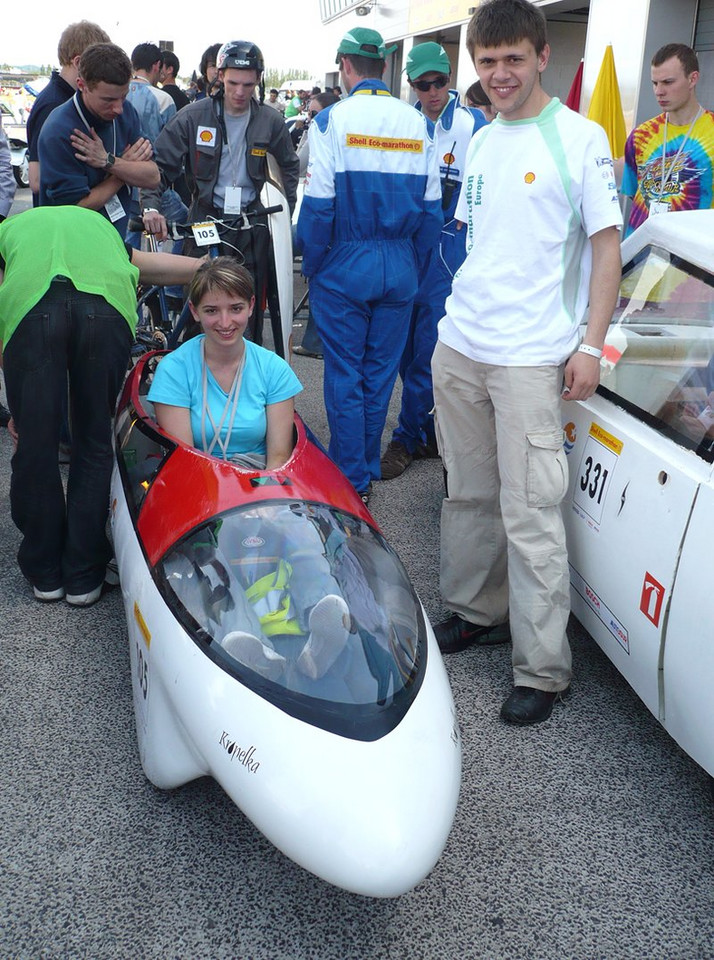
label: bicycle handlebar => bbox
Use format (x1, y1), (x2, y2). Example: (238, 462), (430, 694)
(128, 205), (285, 239)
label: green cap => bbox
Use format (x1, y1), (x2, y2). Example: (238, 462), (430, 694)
(405, 42), (451, 80)
(336, 27), (397, 63)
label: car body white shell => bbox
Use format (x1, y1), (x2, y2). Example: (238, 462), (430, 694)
(562, 209), (714, 783)
(110, 406), (461, 898)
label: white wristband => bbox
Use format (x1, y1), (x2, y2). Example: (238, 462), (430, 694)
(142, 208), (159, 215)
(578, 343), (603, 359)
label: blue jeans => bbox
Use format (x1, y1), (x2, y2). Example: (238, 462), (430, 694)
(3, 280), (132, 593)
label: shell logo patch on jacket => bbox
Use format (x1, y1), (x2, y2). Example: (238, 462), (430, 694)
(196, 126), (216, 146)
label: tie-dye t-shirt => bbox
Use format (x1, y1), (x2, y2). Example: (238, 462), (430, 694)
(622, 110), (714, 235)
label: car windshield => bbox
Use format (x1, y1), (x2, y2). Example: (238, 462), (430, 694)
(157, 501), (426, 739)
(596, 244), (714, 459)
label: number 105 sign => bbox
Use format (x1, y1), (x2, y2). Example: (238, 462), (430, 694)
(573, 422), (623, 527)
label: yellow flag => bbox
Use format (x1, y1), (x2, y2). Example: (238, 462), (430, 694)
(587, 45), (627, 158)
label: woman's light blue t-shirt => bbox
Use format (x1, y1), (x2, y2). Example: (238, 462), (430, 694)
(147, 337), (302, 457)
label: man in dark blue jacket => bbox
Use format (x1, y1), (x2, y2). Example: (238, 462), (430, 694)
(38, 42), (159, 238)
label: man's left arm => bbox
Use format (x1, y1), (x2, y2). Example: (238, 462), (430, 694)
(70, 128), (160, 189)
(563, 225), (621, 402)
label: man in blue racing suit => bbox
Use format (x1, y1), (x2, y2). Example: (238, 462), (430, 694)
(381, 42), (487, 480)
(296, 27), (442, 504)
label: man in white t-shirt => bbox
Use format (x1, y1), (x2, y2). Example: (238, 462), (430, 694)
(431, 0), (622, 725)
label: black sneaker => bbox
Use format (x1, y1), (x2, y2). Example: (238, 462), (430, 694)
(380, 440), (413, 480)
(434, 613), (511, 654)
(500, 685), (570, 725)
(0, 402), (10, 428)
(415, 437), (440, 459)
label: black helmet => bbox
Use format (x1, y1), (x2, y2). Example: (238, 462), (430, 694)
(216, 41), (264, 75)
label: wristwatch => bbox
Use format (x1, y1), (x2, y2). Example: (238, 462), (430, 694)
(104, 152), (116, 170)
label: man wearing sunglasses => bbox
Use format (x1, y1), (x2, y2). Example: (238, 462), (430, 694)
(381, 42), (487, 482)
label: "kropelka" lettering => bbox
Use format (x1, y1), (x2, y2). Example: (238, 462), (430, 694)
(219, 731), (260, 773)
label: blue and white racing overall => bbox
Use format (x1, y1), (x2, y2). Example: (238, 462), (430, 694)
(297, 78), (442, 494)
(392, 93), (487, 455)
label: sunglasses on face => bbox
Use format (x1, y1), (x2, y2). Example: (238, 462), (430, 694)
(412, 76), (449, 92)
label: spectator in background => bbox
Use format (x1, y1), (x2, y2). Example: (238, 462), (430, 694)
(295, 91), (339, 176)
(284, 90), (303, 118)
(195, 43), (221, 100)
(0, 122), (16, 223)
(126, 42), (187, 304)
(26, 20), (111, 202)
(266, 88), (285, 113)
(126, 42), (183, 248)
(621, 43), (714, 236)
(160, 50), (190, 111)
(464, 79), (497, 121)
(128, 43), (176, 144)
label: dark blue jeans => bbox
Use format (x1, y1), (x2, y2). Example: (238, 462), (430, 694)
(3, 280), (132, 593)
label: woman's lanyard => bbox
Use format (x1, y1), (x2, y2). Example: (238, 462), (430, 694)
(72, 92), (116, 154)
(200, 340), (246, 460)
(659, 107), (702, 197)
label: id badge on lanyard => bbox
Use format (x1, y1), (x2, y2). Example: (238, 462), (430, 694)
(649, 199), (670, 216)
(105, 193), (125, 222)
(224, 185), (242, 214)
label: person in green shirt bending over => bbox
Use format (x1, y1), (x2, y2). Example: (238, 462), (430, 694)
(0, 205), (201, 607)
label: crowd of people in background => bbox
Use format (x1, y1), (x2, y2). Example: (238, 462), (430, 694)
(1, 0), (713, 726)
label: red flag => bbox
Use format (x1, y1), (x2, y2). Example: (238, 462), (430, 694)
(565, 59), (584, 112)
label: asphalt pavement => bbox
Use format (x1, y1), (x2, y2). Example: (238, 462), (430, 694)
(2, 189), (714, 959)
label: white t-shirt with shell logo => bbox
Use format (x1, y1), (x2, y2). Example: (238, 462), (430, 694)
(439, 97), (622, 367)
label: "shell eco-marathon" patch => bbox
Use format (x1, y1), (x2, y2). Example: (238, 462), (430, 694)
(345, 134), (423, 152)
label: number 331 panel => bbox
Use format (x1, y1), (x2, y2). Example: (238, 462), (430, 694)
(562, 404), (704, 717)
(561, 210), (714, 754)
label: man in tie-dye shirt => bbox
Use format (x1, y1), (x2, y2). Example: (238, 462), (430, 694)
(622, 43), (714, 236)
